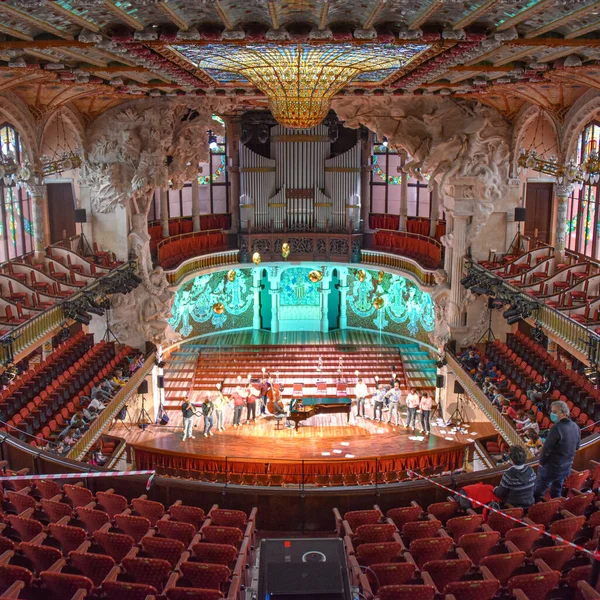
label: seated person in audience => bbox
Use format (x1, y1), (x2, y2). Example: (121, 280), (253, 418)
(501, 398), (518, 420)
(473, 363), (486, 384)
(101, 378), (117, 396)
(518, 410), (540, 435)
(494, 445), (536, 509)
(128, 353), (144, 374)
(111, 368), (128, 387)
(71, 411), (88, 427)
(482, 377), (495, 395)
(526, 375), (551, 404)
(494, 371), (509, 390)
(490, 389), (505, 409)
(463, 350), (480, 373)
(82, 404), (98, 422)
(459, 345), (477, 361)
(525, 430), (544, 453)
(514, 409), (530, 430)
(88, 395), (107, 412)
(91, 383), (111, 402)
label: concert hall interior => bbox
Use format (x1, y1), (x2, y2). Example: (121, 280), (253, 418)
(0, 1), (600, 599)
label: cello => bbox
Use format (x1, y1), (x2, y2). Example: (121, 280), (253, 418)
(266, 383), (275, 415)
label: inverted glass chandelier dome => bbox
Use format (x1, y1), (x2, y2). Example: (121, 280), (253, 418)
(174, 43), (429, 129)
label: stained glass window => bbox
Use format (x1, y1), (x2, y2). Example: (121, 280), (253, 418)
(369, 137), (432, 220)
(567, 120), (600, 258)
(0, 123), (33, 261)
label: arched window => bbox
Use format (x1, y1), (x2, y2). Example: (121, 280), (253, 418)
(0, 123), (33, 261)
(566, 120), (600, 257)
(369, 135), (433, 223)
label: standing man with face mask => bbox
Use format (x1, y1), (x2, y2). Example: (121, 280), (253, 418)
(534, 400), (580, 501)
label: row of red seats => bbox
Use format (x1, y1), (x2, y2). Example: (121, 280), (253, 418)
(150, 216), (232, 247)
(373, 231), (442, 268)
(32, 347), (134, 447)
(504, 333), (600, 422)
(158, 232), (227, 269)
(335, 463), (599, 599)
(370, 214), (400, 230)
(485, 342), (596, 434)
(5, 341), (120, 444)
(0, 474), (256, 600)
(368, 216), (446, 241)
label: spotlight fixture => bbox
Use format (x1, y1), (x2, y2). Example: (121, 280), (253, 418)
(470, 285), (489, 296)
(506, 314), (523, 326)
(503, 306), (520, 319)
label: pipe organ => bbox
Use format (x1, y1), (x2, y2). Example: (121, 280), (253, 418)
(240, 124), (361, 233)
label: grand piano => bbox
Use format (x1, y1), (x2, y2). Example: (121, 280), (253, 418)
(288, 397), (352, 430)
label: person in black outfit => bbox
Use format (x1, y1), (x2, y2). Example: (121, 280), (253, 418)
(534, 400), (580, 501)
(527, 375), (551, 404)
(494, 446), (536, 508)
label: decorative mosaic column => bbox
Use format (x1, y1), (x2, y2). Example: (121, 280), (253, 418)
(227, 118), (242, 233)
(28, 183), (46, 260)
(554, 183), (574, 266)
(191, 177), (200, 232)
(160, 188), (169, 239)
(338, 268), (348, 329)
(399, 151), (408, 231)
(320, 267), (330, 333)
(360, 128), (373, 232)
(252, 268), (262, 330)
(269, 267), (280, 334)
(429, 181), (440, 238)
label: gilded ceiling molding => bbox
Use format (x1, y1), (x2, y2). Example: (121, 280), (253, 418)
(561, 90), (600, 161)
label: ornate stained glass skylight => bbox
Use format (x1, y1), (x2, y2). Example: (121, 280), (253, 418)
(173, 43), (430, 129)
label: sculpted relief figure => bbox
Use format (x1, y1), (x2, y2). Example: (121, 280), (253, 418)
(429, 269), (452, 353)
(332, 96), (510, 246)
(87, 99), (231, 347)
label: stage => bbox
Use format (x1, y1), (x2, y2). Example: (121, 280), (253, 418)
(121, 409), (496, 485)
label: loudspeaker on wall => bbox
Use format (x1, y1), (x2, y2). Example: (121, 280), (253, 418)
(157, 375), (164, 389)
(137, 380), (149, 395)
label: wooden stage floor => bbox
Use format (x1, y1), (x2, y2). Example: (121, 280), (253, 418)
(118, 408), (497, 482)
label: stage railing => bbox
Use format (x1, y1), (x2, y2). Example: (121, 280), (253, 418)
(67, 352), (156, 461)
(446, 351), (532, 454)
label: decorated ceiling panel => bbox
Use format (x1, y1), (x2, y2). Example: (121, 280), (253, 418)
(0, 0), (596, 122)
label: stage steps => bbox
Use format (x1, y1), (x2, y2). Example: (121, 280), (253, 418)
(163, 343), (412, 410)
(162, 350), (198, 406)
(398, 342), (436, 391)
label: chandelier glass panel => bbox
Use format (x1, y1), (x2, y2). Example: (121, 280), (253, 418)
(174, 43), (429, 129)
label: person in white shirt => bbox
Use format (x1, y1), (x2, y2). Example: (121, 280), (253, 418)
(355, 378), (368, 418)
(385, 381), (402, 426)
(419, 391), (433, 434)
(405, 388), (421, 430)
(88, 397), (106, 412)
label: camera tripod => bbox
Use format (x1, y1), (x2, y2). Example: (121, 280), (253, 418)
(136, 394), (154, 432)
(448, 394), (470, 425)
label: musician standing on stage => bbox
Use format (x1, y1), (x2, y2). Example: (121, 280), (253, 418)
(420, 391), (433, 435)
(386, 380), (402, 426)
(259, 376), (271, 417)
(355, 378), (368, 418)
(181, 398), (197, 441)
(201, 395), (215, 437)
(373, 383), (387, 422)
(231, 376), (248, 427)
(213, 383), (226, 432)
(246, 380), (260, 423)
(405, 388), (421, 430)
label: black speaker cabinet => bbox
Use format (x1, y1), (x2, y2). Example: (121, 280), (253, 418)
(74, 209), (87, 224)
(157, 375), (164, 389)
(436, 375), (445, 389)
(257, 538), (352, 600)
(137, 380), (149, 395)
(514, 207), (526, 223)
(454, 381), (465, 394)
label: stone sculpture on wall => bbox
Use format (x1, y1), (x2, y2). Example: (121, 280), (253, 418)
(84, 98), (230, 348)
(429, 269), (452, 353)
(332, 96), (510, 246)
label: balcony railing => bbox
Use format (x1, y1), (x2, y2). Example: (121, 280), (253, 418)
(67, 352), (156, 461)
(472, 262), (600, 358)
(446, 351), (533, 455)
(0, 261), (136, 367)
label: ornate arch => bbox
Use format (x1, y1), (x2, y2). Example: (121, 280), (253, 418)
(0, 91), (39, 162)
(562, 90), (600, 161)
(511, 104), (560, 176)
(39, 103), (86, 156)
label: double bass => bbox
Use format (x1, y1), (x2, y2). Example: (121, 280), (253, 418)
(266, 383), (275, 415)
